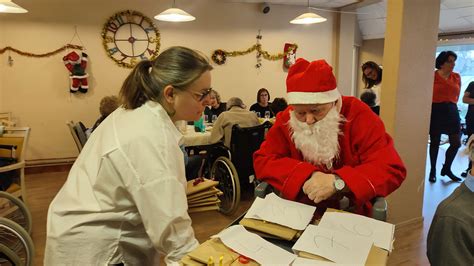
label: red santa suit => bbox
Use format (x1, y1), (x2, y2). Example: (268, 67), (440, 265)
(253, 59), (406, 216)
(63, 51), (89, 93)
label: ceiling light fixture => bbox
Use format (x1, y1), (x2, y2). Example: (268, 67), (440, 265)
(0, 0), (28, 13)
(290, 0), (326, 25)
(154, 0), (195, 22)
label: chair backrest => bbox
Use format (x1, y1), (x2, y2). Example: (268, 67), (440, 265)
(0, 127), (30, 162)
(74, 121), (88, 147)
(66, 120), (83, 152)
(230, 123), (266, 186)
(0, 112), (15, 127)
(0, 112), (12, 122)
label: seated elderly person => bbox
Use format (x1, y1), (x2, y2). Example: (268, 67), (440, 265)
(270, 97), (288, 116)
(209, 97), (260, 148)
(204, 90), (226, 123)
(427, 135), (474, 266)
(253, 58), (406, 216)
(90, 95), (119, 133)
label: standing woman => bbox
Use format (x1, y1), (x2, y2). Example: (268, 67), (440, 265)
(429, 51), (462, 183)
(45, 47), (213, 265)
(250, 88), (274, 118)
(361, 61), (382, 115)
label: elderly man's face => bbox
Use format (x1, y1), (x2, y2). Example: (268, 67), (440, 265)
(292, 102), (335, 125)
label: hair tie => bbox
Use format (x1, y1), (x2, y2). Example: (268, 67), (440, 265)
(146, 60), (153, 73)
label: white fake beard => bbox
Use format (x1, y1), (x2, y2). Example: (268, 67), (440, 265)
(288, 107), (344, 170)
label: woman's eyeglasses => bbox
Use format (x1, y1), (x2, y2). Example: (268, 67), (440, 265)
(183, 88), (213, 102)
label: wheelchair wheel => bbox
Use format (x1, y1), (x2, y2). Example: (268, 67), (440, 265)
(0, 191), (32, 234)
(0, 217), (35, 266)
(0, 243), (22, 266)
(211, 156), (240, 215)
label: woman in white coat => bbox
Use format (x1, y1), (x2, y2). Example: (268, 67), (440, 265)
(44, 46), (213, 265)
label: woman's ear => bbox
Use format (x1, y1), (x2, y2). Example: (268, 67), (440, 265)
(163, 85), (175, 104)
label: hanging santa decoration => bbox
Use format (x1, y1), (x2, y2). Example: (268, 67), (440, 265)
(283, 43), (298, 69)
(63, 51), (89, 93)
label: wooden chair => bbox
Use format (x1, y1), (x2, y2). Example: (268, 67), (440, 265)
(0, 112), (12, 121)
(0, 127), (31, 205)
(0, 111), (16, 127)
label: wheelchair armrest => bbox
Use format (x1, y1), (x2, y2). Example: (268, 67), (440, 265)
(0, 161), (25, 173)
(371, 196), (387, 222)
(254, 181), (274, 198)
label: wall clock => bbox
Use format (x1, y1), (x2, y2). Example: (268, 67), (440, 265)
(101, 10), (160, 68)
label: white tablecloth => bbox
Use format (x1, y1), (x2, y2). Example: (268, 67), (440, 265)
(182, 125), (211, 147)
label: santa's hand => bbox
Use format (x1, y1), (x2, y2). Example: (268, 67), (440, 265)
(302, 171), (337, 204)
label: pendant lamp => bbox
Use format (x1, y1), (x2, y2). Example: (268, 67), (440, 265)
(290, 0), (326, 24)
(155, 0), (195, 22)
(0, 0), (28, 13)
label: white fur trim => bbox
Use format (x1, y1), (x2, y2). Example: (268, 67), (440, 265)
(82, 57), (88, 61)
(69, 74), (89, 78)
(287, 88), (340, 104)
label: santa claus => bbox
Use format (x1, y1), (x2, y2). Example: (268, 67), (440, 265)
(63, 51), (89, 93)
(253, 58), (406, 216)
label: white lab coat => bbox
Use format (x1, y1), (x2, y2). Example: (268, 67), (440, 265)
(45, 101), (198, 265)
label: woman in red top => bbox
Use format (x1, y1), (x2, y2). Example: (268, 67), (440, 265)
(429, 51), (462, 183)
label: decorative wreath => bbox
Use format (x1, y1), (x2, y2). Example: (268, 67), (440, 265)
(211, 49), (227, 65)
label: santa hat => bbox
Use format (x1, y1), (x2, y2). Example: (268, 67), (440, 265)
(286, 58), (340, 105)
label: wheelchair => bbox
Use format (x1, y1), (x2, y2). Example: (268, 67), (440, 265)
(0, 191), (34, 266)
(0, 140), (35, 265)
(185, 121), (272, 215)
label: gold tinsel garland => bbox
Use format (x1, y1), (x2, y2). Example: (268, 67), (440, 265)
(0, 44), (83, 58)
(211, 43), (298, 65)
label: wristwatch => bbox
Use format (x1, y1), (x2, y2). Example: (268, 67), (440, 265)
(334, 174), (345, 192)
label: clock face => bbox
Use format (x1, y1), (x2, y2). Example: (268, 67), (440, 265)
(101, 10), (160, 68)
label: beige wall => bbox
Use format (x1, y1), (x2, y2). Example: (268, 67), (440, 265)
(358, 38), (384, 94)
(337, 13), (360, 97)
(0, 0), (336, 161)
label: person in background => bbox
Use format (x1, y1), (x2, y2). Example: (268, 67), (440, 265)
(361, 61), (382, 115)
(204, 89), (226, 123)
(461, 81), (474, 178)
(250, 88), (274, 118)
(90, 95), (120, 134)
(254, 58), (406, 216)
(45, 46), (213, 265)
(428, 51), (462, 183)
(270, 97), (288, 117)
(427, 135), (474, 265)
(360, 89), (379, 115)
(210, 97), (260, 148)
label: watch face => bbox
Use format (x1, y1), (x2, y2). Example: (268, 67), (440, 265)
(335, 179), (345, 191)
(101, 10), (161, 68)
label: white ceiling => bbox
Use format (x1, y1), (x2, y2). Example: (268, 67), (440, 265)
(356, 0), (474, 39)
(223, 0), (360, 8)
(224, 0), (474, 40)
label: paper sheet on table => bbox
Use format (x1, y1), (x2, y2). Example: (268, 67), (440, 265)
(244, 192), (316, 230)
(291, 257), (336, 265)
(292, 225), (372, 265)
(318, 212), (395, 251)
(214, 225), (297, 265)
